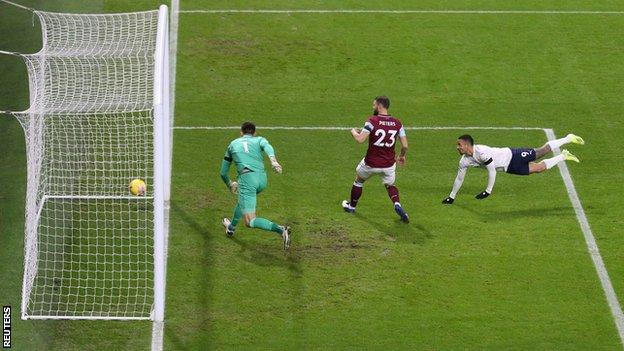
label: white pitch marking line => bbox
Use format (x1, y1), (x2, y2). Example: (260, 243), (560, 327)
(544, 128), (624, 347)
(173, 125), (546, 131)
(151, 321), (165, 351)
(180, 9), (624, 15)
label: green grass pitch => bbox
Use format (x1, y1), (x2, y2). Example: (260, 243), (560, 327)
(1, 0), (624, 350)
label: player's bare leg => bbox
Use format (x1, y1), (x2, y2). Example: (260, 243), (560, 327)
(535, 133), (585, 159)
(534, 145), (552, 159)
(342, 175), (365, 213)
(529, 149), (580, 174)
(243, 212), (291, 250)
(528, 161), (547, 174)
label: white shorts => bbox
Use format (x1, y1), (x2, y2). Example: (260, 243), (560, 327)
(355, 159), (396, 186)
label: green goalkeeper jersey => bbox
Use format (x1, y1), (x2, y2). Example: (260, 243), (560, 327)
(224, 134), (275, 175)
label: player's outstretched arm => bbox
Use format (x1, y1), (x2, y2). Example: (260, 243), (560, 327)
(269, 156), (282, 174)
(476, 163), (496, 200)
(397, 135), (408, 165)
(350, 128), (369, 143)
(443, 165), (467, 204)
(260, 138), (283, 173)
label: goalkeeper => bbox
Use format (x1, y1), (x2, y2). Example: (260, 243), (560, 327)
(220, 121), (291, 249)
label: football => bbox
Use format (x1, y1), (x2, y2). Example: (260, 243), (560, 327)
(129, 178), (147, 196)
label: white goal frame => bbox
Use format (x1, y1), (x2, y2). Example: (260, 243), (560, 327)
(151, 4), (170, 350)
(1, 1), (171, 330)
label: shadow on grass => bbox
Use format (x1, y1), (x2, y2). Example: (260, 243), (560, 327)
(353, 211), (433, 245)
(171, 200), (211, 236)
(168, 200), (215, 350)
(454, 203), (482, 216)
(229, 227), (305, 348)
(229, 235), (303, 278)
(170, 201), (304, 348)
(165, 323), (192, 351)
(491, 206), (574, 218)
(455, 203), (574, 221)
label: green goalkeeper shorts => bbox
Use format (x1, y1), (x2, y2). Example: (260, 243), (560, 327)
(237, 171), (267, 214)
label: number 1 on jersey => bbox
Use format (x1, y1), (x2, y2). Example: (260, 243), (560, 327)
(242, 141), (249, 153)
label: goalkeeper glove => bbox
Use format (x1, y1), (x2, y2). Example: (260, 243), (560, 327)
(270, 157), (282, 174)
(475, 191), (490, 199)
(442, 197), (454, 205)
(228, 181), (238, 194)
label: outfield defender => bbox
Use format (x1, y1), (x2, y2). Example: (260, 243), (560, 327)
(220, 122), (291, 249)
(341, 96), (410, 223)
(442, 133), (584, 204)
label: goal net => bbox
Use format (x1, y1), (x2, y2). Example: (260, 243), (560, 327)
(10, 6), (170, 320)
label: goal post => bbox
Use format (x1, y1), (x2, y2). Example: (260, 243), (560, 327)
(152, 1), (170, 334)
(5, 5), (171, 323)
(151, 5), (169, 350)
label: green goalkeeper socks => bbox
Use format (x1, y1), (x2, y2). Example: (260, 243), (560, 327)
(231, 205), (242, 227)
(249, 217), (282, 235)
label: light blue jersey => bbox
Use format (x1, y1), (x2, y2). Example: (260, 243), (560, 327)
(224, 134), (275, 175)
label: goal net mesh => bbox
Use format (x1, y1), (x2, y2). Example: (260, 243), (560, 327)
(15, 9), (161, 319)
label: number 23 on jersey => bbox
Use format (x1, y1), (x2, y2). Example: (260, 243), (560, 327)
(373, 129), (397, 147)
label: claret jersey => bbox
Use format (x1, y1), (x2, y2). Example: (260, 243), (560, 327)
(362, 114), (406, 168)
